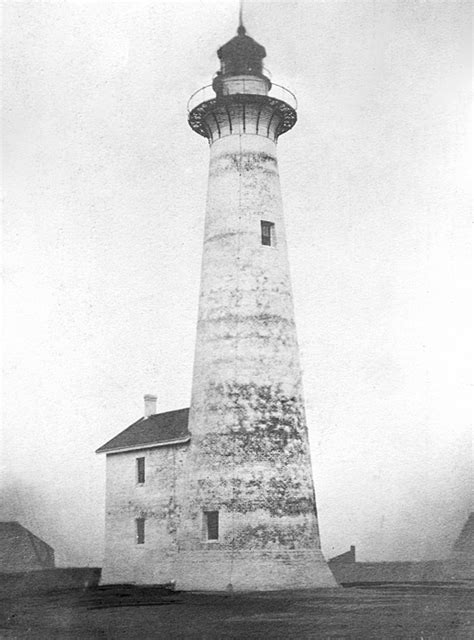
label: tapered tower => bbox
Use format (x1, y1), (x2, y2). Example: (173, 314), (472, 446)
(175, 19), (337, 590)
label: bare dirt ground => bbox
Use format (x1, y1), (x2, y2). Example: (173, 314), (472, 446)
(0, 582), (472, 639)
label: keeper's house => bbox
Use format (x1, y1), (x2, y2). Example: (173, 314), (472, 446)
(96, 396), (190, 584)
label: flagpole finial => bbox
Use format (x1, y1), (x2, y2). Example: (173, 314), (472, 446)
(237, 0), (246, 35)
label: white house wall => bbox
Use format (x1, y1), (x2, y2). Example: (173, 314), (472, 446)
(102, 444), (188, 584)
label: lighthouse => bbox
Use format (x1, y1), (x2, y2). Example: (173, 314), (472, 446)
(97, 15), (336, 591)
(175, 19), (337, 590)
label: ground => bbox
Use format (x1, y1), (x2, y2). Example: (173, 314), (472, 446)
(0, 583), (472, 639)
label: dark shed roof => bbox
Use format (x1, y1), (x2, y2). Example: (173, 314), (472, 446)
(96, 408), (190, 454)
(0, 521), (53, 552)
(0, 522), (55, 572)
(452, 513), (474, 557)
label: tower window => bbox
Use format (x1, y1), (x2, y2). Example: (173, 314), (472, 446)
(136, 518), (145, 544)
(204, 511), (219, 541)
(136, 457), (145, 484)
(261, 220), (275, 246)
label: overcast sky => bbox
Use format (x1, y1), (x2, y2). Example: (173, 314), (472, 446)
(2, 0), (471, 566)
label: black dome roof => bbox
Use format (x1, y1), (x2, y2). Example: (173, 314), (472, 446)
(218, 32), (266, 61)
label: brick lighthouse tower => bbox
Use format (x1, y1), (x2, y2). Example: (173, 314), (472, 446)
(96, 11), (336, 592)
(175, 16), (337, 590)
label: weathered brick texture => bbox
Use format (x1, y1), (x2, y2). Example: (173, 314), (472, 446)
(175, 131), (336, 590)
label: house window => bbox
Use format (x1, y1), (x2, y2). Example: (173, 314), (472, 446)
(136, 518), (145, 544)
(204, 511), (219, 541)
(261, 220), (275, 246)
(136, 457), (145, 484)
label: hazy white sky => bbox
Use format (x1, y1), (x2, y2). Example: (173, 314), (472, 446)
(2, 0), (471, 566)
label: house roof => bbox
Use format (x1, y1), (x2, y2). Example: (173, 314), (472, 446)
(96, 408), (190, 454)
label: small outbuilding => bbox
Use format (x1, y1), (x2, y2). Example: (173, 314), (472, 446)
(0, 522), (55, 573)
(451, 512), (474, 561)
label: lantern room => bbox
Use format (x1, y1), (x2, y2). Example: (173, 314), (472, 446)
(212, 24), (271, 97)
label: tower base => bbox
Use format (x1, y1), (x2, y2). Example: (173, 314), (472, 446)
(175, 549), (338, 591)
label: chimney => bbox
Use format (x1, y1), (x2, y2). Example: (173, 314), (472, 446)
(144, 394), (157, 418)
